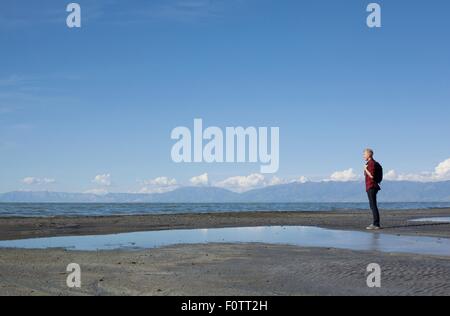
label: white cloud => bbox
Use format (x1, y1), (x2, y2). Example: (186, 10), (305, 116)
(216, 173), (265, 192)
(384, 170), (398, 181)
(294, 176), (309, 184)
(214, 173), (307, 193)
(434, 158), (450, 179)
(328, 168), (360, 182)
(143, 176), (177, 186)
(190, 173), (210, 186)
(138, 176), (178, 194)
(22, 177), (38, 185)
(384, 158), (450, 182)
(22, 177), (56, 185)
(383, 171), (431, 182)
(92, 174), (112, 186)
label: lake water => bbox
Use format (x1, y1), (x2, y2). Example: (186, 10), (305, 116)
(1, 202), (450, 217)
(1, 226), (450, 256)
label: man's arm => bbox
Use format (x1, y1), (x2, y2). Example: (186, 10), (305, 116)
(365, 161), (375, 179)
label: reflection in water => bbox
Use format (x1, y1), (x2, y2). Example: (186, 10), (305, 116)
(0, 226), (449, 257)
(370, 233), (381, 251)
(409, 217), (450, 223)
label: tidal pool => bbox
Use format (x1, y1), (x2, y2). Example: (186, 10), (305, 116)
(0, 226), (449, 257)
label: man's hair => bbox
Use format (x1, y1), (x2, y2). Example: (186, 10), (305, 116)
(365, 148), (374, 157)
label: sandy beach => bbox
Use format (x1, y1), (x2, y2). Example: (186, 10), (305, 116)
(1, 209), (450, 296)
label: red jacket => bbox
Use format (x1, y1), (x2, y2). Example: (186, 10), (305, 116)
(365, 159), (380, 192)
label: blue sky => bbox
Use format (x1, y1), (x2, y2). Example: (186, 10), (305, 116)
(1, 0), (449, 193)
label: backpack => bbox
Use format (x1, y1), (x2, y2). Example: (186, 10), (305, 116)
(374, 161), (383, 184)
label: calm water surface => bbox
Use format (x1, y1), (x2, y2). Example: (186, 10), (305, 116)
(1, 226), (450, 257)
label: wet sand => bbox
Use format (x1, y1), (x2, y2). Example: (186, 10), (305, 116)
(1, 244), (450, 296)
(1, 209), (450, 296)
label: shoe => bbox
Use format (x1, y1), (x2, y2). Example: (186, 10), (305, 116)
(366, 224), (381, 230)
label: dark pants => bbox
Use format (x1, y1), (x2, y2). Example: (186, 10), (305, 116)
(367, 188), (380, 227)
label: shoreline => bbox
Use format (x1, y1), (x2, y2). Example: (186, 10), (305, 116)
(1, 208), (450, 241)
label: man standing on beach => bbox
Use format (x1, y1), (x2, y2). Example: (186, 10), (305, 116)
(364, 149), (382, 230)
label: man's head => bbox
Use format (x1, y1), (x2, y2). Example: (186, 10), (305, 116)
(364, 148), (374, 161)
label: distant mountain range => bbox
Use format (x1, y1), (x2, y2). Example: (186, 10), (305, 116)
(1, 181), (450, 203)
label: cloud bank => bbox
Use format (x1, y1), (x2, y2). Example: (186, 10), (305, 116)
(18, 158), (450, 195)
(215, 174), (309, 193)
(385, 158), (450, 182)
(328, 168), (360, 182)
(22, 177), (56, 185)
